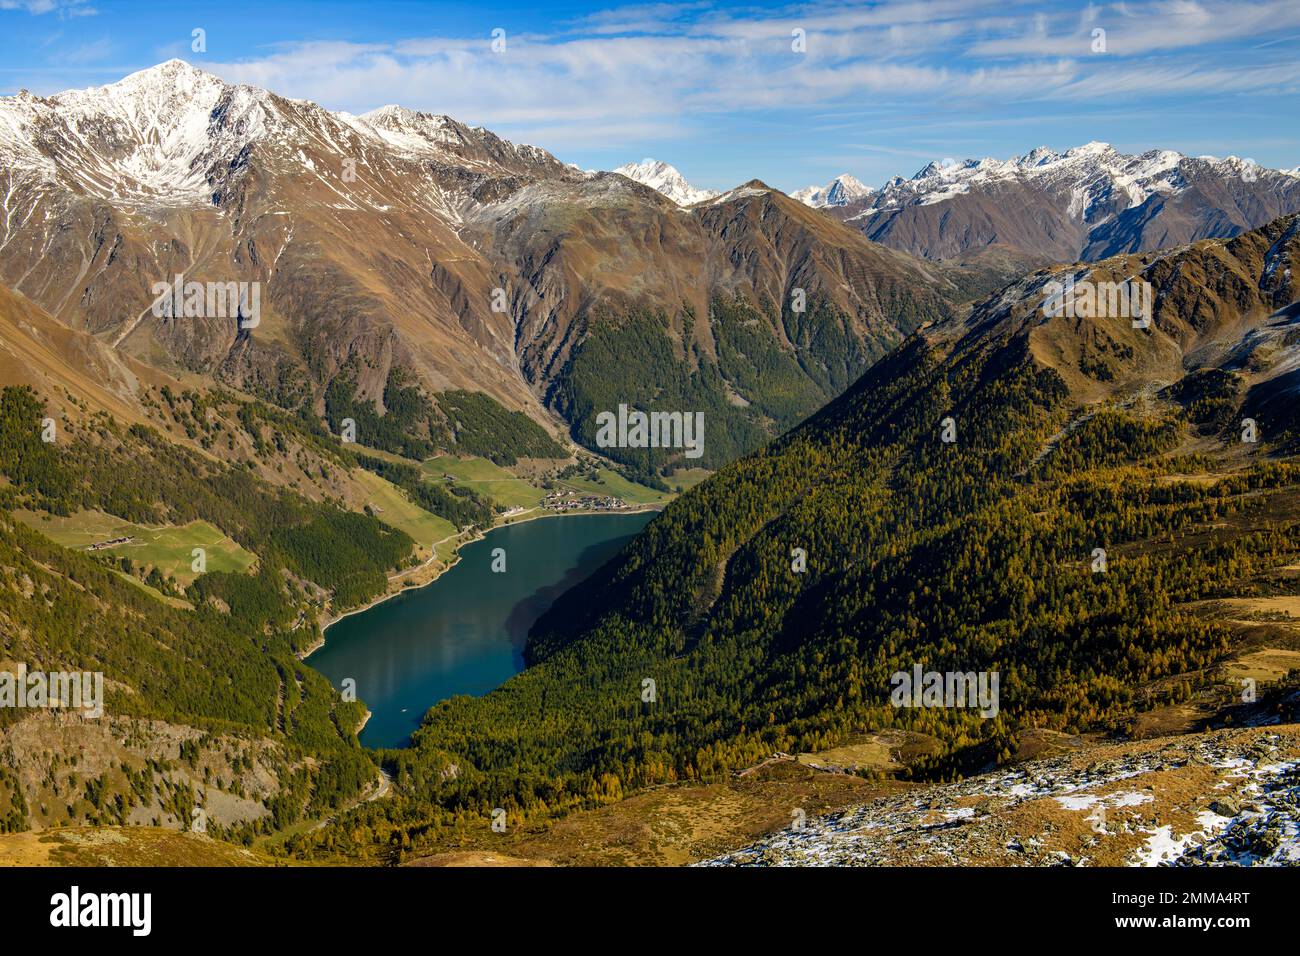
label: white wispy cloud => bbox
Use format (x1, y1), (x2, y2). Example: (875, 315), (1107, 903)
(0, 0), (95, 16)
(970, 0), (1300, 58)
(18, 0), (1289, 154)
(214, 0), (1286, 130)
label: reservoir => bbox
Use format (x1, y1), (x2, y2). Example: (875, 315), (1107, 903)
(307, 511), (654, 749)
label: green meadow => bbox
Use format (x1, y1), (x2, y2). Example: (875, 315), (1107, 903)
(15, 509), (257, 586)
(555, 467), (672, 505)
(425, 455), (674, 510)
(353, 470), (457, 549)
(423, 455), (547, 511)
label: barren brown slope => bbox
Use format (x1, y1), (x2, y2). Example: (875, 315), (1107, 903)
(0, 281), (166, 427)
(472, 175), (964, 375)
(695, 182), (964, 346)
(0, 62), (980, 470)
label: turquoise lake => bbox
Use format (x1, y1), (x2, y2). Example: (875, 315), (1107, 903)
(307, 511), (653, 749)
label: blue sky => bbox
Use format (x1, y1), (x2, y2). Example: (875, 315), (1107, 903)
(2, 0), (1298, 192)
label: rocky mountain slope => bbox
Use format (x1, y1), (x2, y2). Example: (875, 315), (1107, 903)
(705, 725), (1300, 866)
(953, 212), (1300, 419)
(0, 61), (975, 472)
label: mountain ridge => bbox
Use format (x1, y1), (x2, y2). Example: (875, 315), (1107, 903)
(0, 60), (978, 476)
(829, 142), (1300, 264)
(792, 173), (873, 208)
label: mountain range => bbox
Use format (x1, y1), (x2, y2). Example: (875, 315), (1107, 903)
(627, 144), (1300, 270)
(0, 61), (980, 478)
(829, 142), (1300, 265)
(3, 60), (1300, 868)
(4, 61), (1297, 481)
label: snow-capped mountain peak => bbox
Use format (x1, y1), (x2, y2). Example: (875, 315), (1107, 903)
(855, 143), (1296, 220)
(613, 158), (718, 206)
(330, 104), (568, 182)
(351, 105), (466, 151)
(792, 173), (873, 208)
(833, 143), (1300, 262)
(0, 59), (571, 212)
(0, 59), (278, 206)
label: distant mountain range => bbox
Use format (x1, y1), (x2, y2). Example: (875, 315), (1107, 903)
(622, 144), (1300, 267)
(615, 164), (878, 211)
(828, 143), (1300, 265)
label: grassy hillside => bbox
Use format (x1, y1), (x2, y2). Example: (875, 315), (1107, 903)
(424, 455), (547, 511)
(351, 471), (457, 548)
(0, 827), (284, 867)
(13, 510), (256, 586)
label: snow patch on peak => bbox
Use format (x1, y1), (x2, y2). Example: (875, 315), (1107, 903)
(1020, 146), (1060, 167)
(0, 58), (264, 206)
(613, 158), (718, 206)
(792, 173), (873, 208)
(359, 104), (456, 130)
(858, 142), (1297, 221)
(913, 158), (966, 180)
(1066, 140), (1116, 157)
(712, 184), (769, 205)
(351, 105), (469, 153)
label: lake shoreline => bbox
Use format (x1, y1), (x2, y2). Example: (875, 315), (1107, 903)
(300, 504), (663, 663)
(305, 508), (657, 749)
